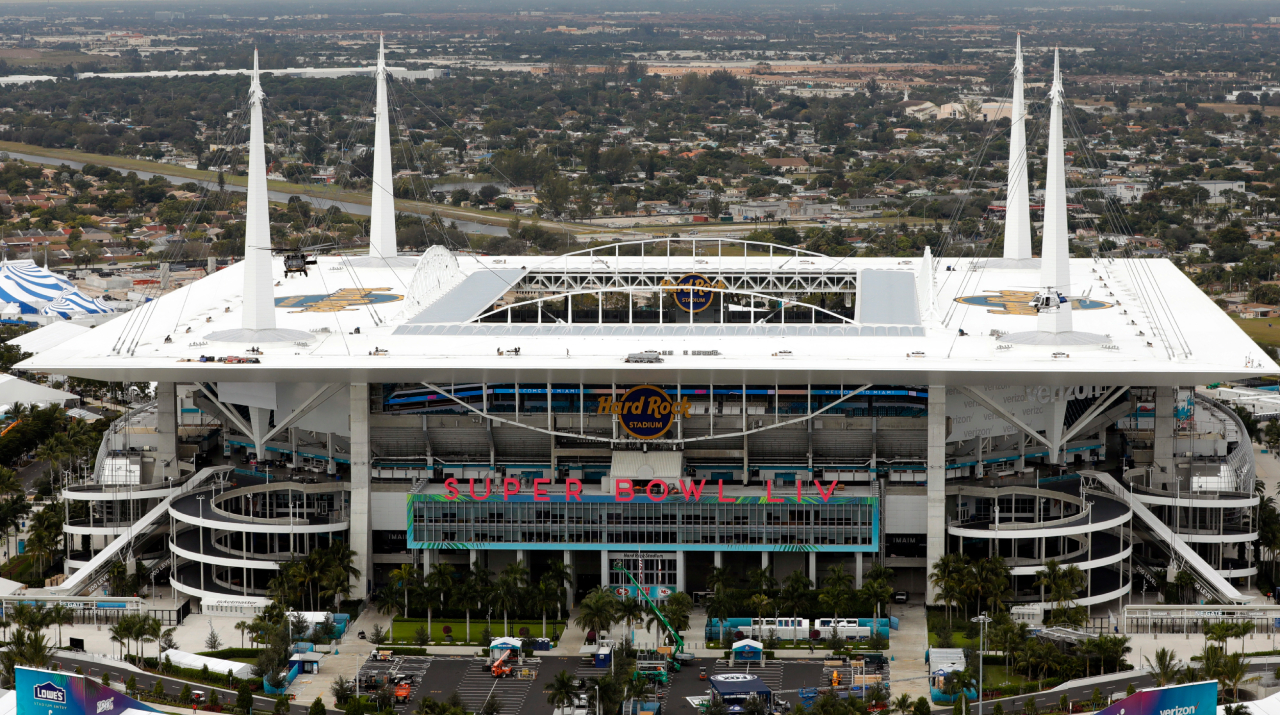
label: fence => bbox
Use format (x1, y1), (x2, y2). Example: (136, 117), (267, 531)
(264, 663), (300, 695)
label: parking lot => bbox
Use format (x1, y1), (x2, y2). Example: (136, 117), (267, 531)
(353, 654), (837, 715)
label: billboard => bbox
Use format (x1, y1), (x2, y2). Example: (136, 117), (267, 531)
(1094, 681), (1217, 715)
(16, 666), (160, 715)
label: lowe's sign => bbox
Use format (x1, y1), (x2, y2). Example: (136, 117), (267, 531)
(16, 667), (159, 715)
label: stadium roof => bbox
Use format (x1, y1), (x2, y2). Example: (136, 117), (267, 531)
(16, 244), (1276, 387)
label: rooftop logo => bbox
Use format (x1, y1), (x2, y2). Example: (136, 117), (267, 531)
(661, 273), (723, 313)
(954, 289), (1112, 316)
(33, 681), (67, 704)
(275, 288), (403, 313)
(597, 385), (692, 439)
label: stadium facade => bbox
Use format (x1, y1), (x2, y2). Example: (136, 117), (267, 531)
(26, 46), (1274, 614)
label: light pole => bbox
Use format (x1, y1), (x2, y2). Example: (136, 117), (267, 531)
(971, 612), (991, 715)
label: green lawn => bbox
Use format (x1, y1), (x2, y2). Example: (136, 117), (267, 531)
(1231, 316), (1280, 355)
(389, 618), (564, 645)
(981, 664), (1031, 688)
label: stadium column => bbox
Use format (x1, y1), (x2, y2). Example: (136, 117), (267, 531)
(565, 550), (575, 608)
(926, 385), (947, 604)
(350, 382), (372, 599)
(155, 382), (178, 482)
(1154, 386), (1176, 477)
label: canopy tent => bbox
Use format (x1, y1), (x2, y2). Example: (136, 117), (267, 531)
(709, 674), (771, 711)
(489, 637), (523, 650)
(41, 291), (113, 319)
(731, 639), (763, 650)
(6, 321), (90, 355)
(160, 649), (254, 679)
(0, 261), (114, 317)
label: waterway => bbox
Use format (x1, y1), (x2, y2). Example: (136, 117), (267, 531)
(0, 149), (509, 236)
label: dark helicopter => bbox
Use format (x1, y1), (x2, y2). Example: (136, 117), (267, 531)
(258, 243), (335, 277)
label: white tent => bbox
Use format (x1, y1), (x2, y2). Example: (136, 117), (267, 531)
(6, 321), (90, 355)
(731, 639), (763, 650)
(160, 649), (254, 679)
(489, 637), (523, 649)
(0, 374), (78, 409)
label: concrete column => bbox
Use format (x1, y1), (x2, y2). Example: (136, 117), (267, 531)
(926, 384), (947, 604)
(1154, 386), (1176, 477)
(350, 383), (372, 599)
(327, 432), (336, 474)
(154, 382), (178, 483)
(289, 427), (298, 469)
(761, 551), (769, 573)
(855, 552), (863, 588)
(714, 551), (723, 568)
(675, 550), (685, 595)
(564, 550), (575, 608)
(516, 549), (526, 565)
(809, 551), (817, 585)
(470, 549), (478, 569)
(601, 550), (610, 592)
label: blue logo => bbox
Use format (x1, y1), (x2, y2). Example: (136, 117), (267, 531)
(34, 681), (66, 703)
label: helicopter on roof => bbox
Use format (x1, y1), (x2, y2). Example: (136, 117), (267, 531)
(257, 243), (335, 278)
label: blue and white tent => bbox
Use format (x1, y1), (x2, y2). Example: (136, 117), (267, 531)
(0, 260), (114, 317)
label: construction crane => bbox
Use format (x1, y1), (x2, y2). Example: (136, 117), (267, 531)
(611, 560), (686, 657)
(491, 649), (513, 678)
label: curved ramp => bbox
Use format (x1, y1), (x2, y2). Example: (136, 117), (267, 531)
(1082, 469), (1251, 604)
(51, 465), (232, 596)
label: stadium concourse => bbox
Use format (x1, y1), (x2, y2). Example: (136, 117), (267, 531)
(14, 48), (1274, 642)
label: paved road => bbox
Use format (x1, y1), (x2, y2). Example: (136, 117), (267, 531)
(54, 653), (340, 715)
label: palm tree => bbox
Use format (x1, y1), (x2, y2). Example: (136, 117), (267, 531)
(451, 570), (482, 644)
(494, 560), (528, 637)
(540, 559), (573, 625)
(423, 562), (455, 646)
(47, 603), (72, 648)
(747, 593), (772, 621)
(820, 564), (854, 622)
(776, 570), (811, 647)
(1145, 647), (1179, 687)
(543, 670), (578, 712)
(745, 568), (776, 594)
(704, 586), (734, 644)
(1219, 652), (1259, 702)
(235, 620), (250, 648)
(615, 597), (645, 648)
(930, 553), (968, 626)
(705, 565), (735, 593)
(574, 588), (617, 643)
(531, 576), (563, 639)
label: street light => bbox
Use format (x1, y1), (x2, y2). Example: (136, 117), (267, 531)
(971, 612), (992, 715)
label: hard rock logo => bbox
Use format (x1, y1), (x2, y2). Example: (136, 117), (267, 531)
(274, 288), (403, 313)
(954, 289), (1113, 316)
(597, 385), (693, 439)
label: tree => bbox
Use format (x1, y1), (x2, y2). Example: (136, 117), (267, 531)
(494, 560), (529, 637)
(310, 697), (326, 715)
(1145, 647), (1178, 687)
(574, 588), (617, 642)
(328, 677), (353, 707)
(536, 176), (572, 219)
(820, 564), (855, 622)
(544, 669), (578, 711)
(776, 570), (812, 647)
(930, 553), (969, 625)
(205, 623), (223, 651)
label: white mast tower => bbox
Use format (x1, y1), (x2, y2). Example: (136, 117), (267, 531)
(208, 50), (312, 343)
(349, 34), (417, 268)
(1002, 50), (1105, 346)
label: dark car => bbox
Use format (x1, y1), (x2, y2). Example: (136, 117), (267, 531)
(892, 590), (909, 604)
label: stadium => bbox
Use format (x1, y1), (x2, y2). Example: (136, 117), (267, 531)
(19, 47), (1275, 616)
